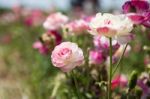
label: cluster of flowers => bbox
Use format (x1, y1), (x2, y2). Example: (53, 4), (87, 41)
(33, 13), (66, 54)
(50, 12), (134, 72)
(33, 0), (150, 98)
(49, 0), (150, 72)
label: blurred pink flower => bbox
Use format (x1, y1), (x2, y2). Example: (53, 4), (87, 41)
(33, 30), (62, 55)
(123, 0), (149, 13)
(46, 30), (62, 45)
(123, 0), (150, 27)
(64, 19), (89, 35)
(127, 12), (150, 27)
(24, 17), (33, 26)
(43, 12), (68, 30)
(33, 41), (49, 55)
(137, 73), (150, 99)
(89, 50), (105, 64)
(127, 13), (146, 24)
(24, 10), (45, 27)
(111, 74), (128, 90)
(51, 42), (84, 72)
(93, 35), (119, 50)
(83, 16), (93, 23)
(33, 41), (42, 49)
(12, 4), (22, 18)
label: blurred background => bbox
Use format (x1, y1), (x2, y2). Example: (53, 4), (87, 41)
(0, 0), (148, 99)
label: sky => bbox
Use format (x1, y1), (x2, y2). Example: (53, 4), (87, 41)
(0, 0), (71, 10)
(0, 0), (126, 11)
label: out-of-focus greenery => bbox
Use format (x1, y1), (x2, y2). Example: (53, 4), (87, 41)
(0, 9), (61, 99)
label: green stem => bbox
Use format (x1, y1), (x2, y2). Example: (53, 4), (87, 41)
(112, 43), (128, 76)
(71, 71), (80, 99)
(108, 37), (112, 99)
(85, 48), (91, 91)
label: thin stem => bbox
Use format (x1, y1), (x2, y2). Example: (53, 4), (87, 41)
(85, 48), (91, 91)
(71, 71), (80, 99)
(112, 43), (128, 76)
(108, 37), (112, 99)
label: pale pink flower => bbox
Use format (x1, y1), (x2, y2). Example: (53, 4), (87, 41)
(43, 12), (68, 30)
(51, 42), (84, 72)
(111, 74), (128, 90)
(64, 19), (89, 35)
(89, 13), (133, 37)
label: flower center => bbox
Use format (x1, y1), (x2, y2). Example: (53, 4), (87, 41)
(58, 48), (72, 58)
(97, 27), (109, 33)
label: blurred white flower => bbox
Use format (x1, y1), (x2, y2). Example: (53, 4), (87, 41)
(89, 13), (133, 37)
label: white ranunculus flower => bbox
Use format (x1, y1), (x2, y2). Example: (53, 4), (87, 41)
(89, 13), (133, 37)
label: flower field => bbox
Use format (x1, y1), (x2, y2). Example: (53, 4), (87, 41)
(0, 0), (150, 99)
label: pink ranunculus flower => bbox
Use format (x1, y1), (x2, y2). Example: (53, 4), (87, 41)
(127, 13), (146, 24)
(51, 42), (84, 72)
(43, 12), (69, 30)
(122, 0), (150, 27)
(89, 13), (133, 37)
(122, 0), (150, 14)
(111, 74), (128, 90)
(64, 19), (89, 35)
(126, 12), (150, 27)
(89, 50), (105, 64)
